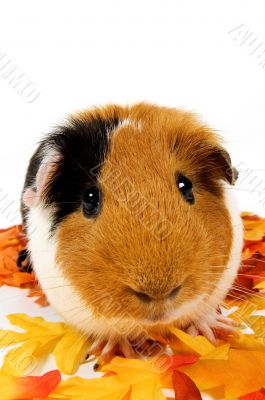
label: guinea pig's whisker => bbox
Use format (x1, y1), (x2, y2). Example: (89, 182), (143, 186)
(195, 282), (263, 306)
(203, 273), (227, 276)
(227, 290), (263, 302)
(235, 273), (265, 278)
(37, 284), (74, 290)
(210, 261), (265, 267)
(197, 297), (225, 315)
(230, 288), (261, 298)
(240, 260), (265, 266)
(229, 290), (265, 303)
(231, 284), (264, 296)
(238, 262), (265, 268)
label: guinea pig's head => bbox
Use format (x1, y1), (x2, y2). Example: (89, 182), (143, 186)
(25, 103), (240, 331)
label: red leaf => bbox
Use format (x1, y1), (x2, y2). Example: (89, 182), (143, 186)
(172, 370), (202, 400)
(240, 388), (265, 400)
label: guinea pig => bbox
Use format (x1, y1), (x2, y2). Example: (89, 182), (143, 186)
(21, 103), (243, 359)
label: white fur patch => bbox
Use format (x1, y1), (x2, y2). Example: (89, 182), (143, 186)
(114, 118), (141, 134)
(27, 206), (95, 333)
(198, 182), (244, 314)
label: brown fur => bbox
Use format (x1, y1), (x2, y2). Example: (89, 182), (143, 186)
(56, 103), (233, 338)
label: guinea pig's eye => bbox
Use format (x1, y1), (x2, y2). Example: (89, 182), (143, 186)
(83, 186), (101, 217)
(177, 174), (195, 204)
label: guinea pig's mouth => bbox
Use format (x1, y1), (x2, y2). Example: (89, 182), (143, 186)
(143, 294), (205, 326)
(143, 311), (176, 326)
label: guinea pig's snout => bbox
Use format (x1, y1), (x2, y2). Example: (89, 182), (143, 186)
(130, 285), (182, 304)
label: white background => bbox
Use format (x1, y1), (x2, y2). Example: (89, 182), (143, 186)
(0, 0), (265, 228)
(0, 1), (264, 398)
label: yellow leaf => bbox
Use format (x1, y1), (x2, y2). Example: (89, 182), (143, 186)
(53, 329), (90, 375)
(229, 332), (265, 351)
(8, 313), (65, 335)
(130, 376), (166, 400)
(35, 336), (63, 357)
(7, 314), (45, 331)
(249, 296), (265, 310)
(245, 315), (265, 337)
(1, 340), (40, 376)
(101, 357), (167, 400)
(244, 228), (264, 241)
(201, 344), (230, 360)
(254, 280), (265, 289)
(228, 302), (256, 323)
(241, 212), (254, 217)
(50, 375), (133, 400)
(0, 330), (30, 347)
(0, 314), (79, 378)
(243, 217), (265, 235)
(170, 327), (215, 356)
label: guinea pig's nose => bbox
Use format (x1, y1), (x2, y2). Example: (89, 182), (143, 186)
(168, 285), (182, 299)
(132, 290), (153, 304)
(131, 285), (182, 303)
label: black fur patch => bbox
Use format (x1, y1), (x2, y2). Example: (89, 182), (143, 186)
(21, 115), (119, 233)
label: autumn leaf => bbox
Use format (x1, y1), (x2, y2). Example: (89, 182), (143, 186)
(155, 353), (199, 372)
(101, 356), (167, 399)
(254, 280), (265, 289)
(0, 370), (61, 399)
(172, 370), (202, 400)
(228, 332), (265, 352)
(179, 349), (265, 399)
(245, 315), (265, 338)
(170, 327), (215, 356)
(240, 388), (265, 399)
(51, 355), (190, 399)
(0, 225), (46, 304)
(242, 214), (265, 242)
(200, 344), (230, 360)
(49, 375), (132, 400)
(0, 314), (88, 375)
(53, 328), (90, 375)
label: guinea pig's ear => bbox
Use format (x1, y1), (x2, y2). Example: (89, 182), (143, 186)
(206, 145), (238, 185)
(22, 151), (60, 208)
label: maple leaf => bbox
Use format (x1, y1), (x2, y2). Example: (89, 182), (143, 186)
(0, 314), (90, 375)
(49, 357), (169, 399)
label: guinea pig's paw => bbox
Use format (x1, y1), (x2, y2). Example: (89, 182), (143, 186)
(89, 335), (166, 364)
(215, 314), (239, 330)
(186, 321), (216, 343)
(186, 312), (239, 343)
(131, 337), (167, 358)
(212, 314), (240, 340)
(89, 336), (137, 363)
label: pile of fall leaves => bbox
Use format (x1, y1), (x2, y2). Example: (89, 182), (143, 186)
(0, 213), (265, 399)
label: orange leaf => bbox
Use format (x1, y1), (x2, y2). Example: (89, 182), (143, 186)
(179, 349), (265, 399)
(13, 272), (36, 286)
(155, 354), (199, 372)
